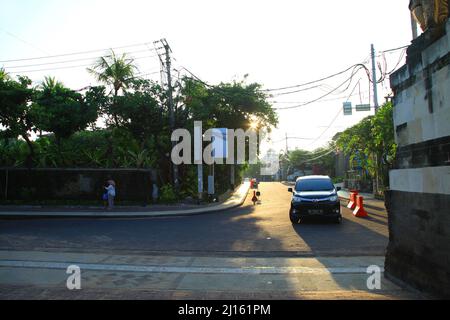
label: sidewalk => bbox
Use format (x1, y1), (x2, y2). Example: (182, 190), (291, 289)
(0, 250), (425, 300)
(0, 182), (250, 218)
(337, 185), (386, 212)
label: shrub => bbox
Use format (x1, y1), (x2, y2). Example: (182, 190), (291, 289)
(160, 184), (177, 204)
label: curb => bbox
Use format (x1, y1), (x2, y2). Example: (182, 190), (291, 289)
(0, 183), (251, 219)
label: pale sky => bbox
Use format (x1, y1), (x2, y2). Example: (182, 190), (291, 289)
(0, 0), (414, 152)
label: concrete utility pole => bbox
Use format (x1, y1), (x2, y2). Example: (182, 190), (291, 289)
(285, 133), (289, 154)
(411, 12), (419, 40)
(371, 44), (379, 114)
(161, 39), (180, 192)
(371, 44), (380, 196)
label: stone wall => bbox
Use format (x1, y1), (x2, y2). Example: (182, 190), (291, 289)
(0, 168), (156, 203)
(386, 19), (450, 298)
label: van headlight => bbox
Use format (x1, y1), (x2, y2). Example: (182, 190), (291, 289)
(329, 196), (339, 202)
(292, 196), (303, 203)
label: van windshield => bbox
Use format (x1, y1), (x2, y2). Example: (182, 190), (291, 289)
(295, 179), (335, 192)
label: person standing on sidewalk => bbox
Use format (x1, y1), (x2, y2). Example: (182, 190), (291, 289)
(105, 180), (116, 210)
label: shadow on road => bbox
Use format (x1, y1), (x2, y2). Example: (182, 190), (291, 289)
(0, 182), (414, 299)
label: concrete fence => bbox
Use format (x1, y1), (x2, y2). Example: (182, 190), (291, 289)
(0, 168), (157, 202)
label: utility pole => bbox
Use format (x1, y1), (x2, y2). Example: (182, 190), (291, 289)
(158, 39), (179, 191)
(371, 44), (379, 113)
(371, 44), (380, 196)
(285, 133), (289, 154)
(411, 12), (418, 40)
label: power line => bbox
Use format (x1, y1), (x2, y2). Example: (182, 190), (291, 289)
(6, 54), (159, 74)
(307, 107), (342, 147)
(4, 49), (159, 69)
(0, 28), (50, 55)
(262, 59), (367, 92)
(271, 136), (315, 143)
(269, 84), (324, 97)
(181, 62), (368, 112)
(385, 48), (407, 75)
(72, 70), (165, 92)
(269, 90), (370, 104)
(261, 63), (365, 93)
(299, 148), (336, 165)
(380, 45), (409, 54)
(274, 65), (365, 111)
(0, 41), (156, 63)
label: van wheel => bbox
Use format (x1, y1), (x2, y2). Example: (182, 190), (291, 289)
(290, 214), (300, 224)
(335, 216), (343, 224)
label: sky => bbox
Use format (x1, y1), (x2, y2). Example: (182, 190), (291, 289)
(0, 0), (414, 153)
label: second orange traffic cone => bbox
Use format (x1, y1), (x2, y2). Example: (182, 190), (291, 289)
(353, 195), (368, 218)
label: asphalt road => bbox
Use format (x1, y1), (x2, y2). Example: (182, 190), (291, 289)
(0, 182), (389, 257)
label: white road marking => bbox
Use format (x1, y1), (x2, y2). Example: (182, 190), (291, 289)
(0, 260), (384, 275)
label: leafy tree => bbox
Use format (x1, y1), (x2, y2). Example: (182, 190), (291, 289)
(178, 77), (278, 193)
(32, 77), (101, 144)
(88, 50), (138, 125)
(0, 74), (35, 165)
(307, 144), (336, 176)
(115, 80), (165, 145)
(180, 77), (278, 131)
(371, 102), (397, 188)
(0, 138), (29, 167)
(112, 78), (170, 170)
(286, 145), (335, 177)
(288, 149), (312, 174)
(336, 102), (396, 193)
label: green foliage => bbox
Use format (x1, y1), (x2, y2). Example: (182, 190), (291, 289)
(179, 165), (198, 199)
(0, 139), (28, 167)
(287, 144), (336, 176)
(0, 74), (35, 163)
(160, 184), (177, 204)
(32, 78), (101, 141)
(87, 50), (137, 96)
(336, 102), (396, 190)
(181, 77), (278, 132)
(1, 54), (279, 201)
(332, 177), (344, 184)
(114, 79), (166, 151)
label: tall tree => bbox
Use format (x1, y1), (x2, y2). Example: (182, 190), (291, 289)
(180, 77), (278, 135)
(0, 73), (35, 166)
(88, 50), (138, 126)
(113, 79), (167, 168)
(336, 102), (396, 193)
(32, 77), (102, 147)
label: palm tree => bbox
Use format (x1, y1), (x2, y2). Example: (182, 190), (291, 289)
(88, 50), (137, 95)
(0, 68), (9, 81)
(88, 50), (138, 125)
(40, 76), (64, 91)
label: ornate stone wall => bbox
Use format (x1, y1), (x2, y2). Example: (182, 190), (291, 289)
(386, 19), (450, 298)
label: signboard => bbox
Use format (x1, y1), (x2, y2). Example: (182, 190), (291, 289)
(356, 104), (371, 112)
(343, 102), (352, 116)
(211, 128), (228, 159)
(208, 175), (215, 195)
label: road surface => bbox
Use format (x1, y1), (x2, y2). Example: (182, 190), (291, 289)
(0, 183), (424, 299)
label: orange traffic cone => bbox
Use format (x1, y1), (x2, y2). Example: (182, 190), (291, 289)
(353, 195), (368, 218)
(347, 192), (358, 210)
